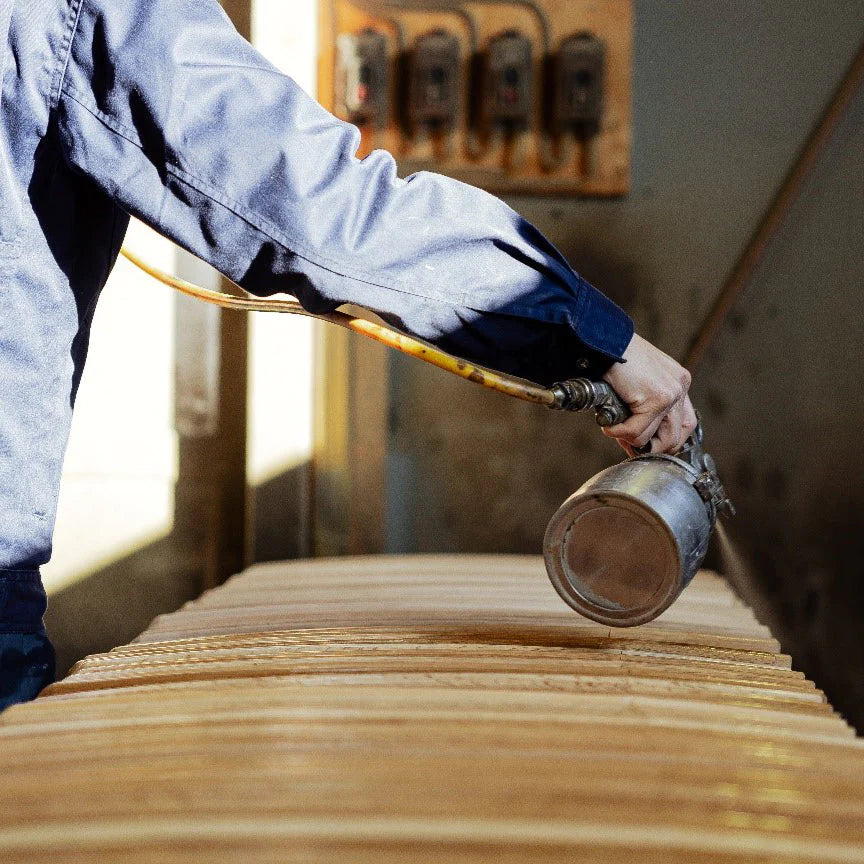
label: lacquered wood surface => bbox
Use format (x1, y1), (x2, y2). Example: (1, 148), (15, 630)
(1, 555), (862, 863)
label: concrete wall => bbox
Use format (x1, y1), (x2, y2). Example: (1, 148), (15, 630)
(384, 2), (864, 727)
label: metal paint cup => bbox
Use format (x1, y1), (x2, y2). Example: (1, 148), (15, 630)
(543, 454), (717, 627)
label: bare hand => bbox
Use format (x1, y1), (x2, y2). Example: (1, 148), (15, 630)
(601, 333), (697, 455)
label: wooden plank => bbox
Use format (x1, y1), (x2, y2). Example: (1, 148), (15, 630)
(1, 555), (862, 863)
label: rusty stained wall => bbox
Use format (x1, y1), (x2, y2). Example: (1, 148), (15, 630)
(383, 2), (864, 727)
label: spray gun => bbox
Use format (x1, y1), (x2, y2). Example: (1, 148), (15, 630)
(544, 377), (734, 626)
(121, 247), (734, 628)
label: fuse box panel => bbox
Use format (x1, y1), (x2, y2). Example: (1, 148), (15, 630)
(486, 31), (533, 129)
(320, 0), (632, 196)
(410, 30), (462, 128)
(336, 29), (390, 126)
(555, 33), (605, 135)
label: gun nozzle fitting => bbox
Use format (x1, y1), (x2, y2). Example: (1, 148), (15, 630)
(550, 378), (595, 412)
(551, 379), (629, 427)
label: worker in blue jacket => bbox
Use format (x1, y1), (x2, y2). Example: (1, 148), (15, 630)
(0, 0), (696, 710)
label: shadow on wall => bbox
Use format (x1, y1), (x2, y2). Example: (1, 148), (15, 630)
(706, 505), (864, 735)
(45, 532), (203, 680)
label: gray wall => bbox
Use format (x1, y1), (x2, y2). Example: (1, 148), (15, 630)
(384, 2), (864, 727)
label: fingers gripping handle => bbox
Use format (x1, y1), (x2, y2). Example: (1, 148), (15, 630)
(549, 378), (630, 426)
(550, 378), (657, 455)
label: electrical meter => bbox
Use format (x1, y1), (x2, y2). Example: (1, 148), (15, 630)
(336, 29), (389, 127)
(555, 33), (605, 135)
(486, 32), (533, 129)
(409, 30), (461, 127)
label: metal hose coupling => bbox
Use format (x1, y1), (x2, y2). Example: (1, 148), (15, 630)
(549, 378), (630, 426)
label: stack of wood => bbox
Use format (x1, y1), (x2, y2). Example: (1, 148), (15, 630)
(1, 555), (862, 862)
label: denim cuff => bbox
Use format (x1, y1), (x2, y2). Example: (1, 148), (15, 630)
(572, 280), (635, 376)
(0, 570), (48, 633)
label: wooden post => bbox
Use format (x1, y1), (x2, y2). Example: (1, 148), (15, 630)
(312, 322), (389, 556)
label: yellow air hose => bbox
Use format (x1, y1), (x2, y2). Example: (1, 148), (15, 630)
(120, 246), (558, 407)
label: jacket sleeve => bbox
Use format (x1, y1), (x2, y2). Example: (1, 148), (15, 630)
(53, 0), (633, 384)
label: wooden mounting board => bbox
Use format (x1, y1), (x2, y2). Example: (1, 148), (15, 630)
(319, 0), (632, 196)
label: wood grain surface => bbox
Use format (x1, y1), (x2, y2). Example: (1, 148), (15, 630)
(1, 555), (862, 862)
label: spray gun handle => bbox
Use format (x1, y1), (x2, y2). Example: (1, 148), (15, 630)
(551, 378), (734, 514)
(549, 378), (655, 454)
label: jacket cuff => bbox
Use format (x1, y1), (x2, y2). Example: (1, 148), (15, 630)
(570, 279), (635, 378)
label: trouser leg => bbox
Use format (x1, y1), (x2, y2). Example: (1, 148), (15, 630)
(0, 571), (55, 712)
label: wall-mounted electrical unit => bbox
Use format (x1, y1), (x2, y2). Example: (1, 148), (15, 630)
(336, 28), (390, 127)
(320, 0), (632, 196)
(485, 31), (533, 131)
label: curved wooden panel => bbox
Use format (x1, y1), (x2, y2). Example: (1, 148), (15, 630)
(1, 555), (862, 863)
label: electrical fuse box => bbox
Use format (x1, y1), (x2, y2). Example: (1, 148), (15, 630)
(336, 29), (389, 127)
(322, 0), (632, 196)
(409, 30), (461, 128)
(555, 33), (605, 135)
(486, 32), (533, 129)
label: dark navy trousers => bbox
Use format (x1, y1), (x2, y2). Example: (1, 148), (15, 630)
(0, 575), (55, 710)
(0, 0), (633, 710)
